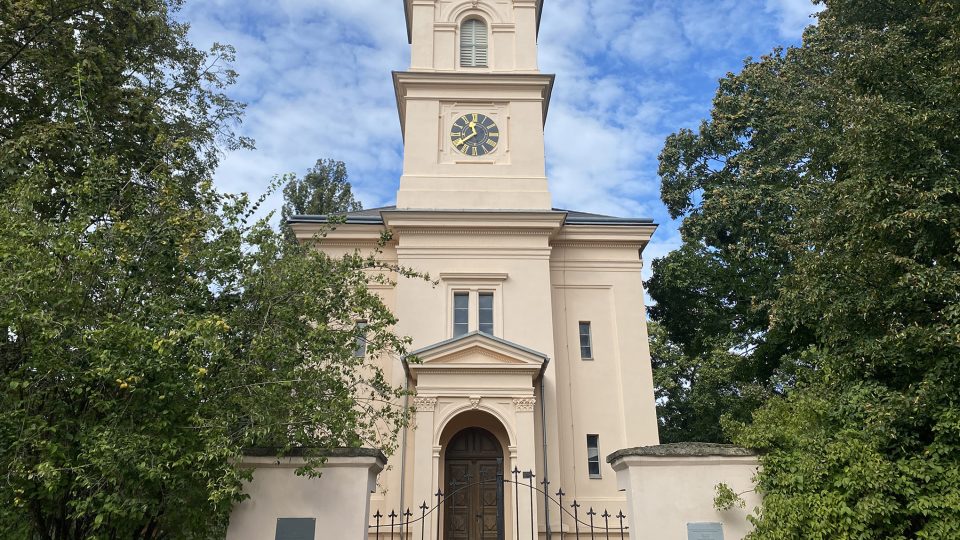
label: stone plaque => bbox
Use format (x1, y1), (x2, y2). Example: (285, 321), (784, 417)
(275, 518), (316, 540)
(687, 522), (724, 540)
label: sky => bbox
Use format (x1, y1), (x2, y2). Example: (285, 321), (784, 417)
(178, 0), (823, 279)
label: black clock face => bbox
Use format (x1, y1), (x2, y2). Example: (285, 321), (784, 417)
(451, 113), (499, 156)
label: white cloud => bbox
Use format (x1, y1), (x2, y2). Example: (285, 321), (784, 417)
(764, 0), (824, 39)
(178, 0), (407, 214)
(175, 0), (813, 263)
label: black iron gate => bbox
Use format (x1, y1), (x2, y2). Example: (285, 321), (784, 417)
(369, 468), (629, 539)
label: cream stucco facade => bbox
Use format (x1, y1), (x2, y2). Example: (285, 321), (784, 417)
(287, 2), (662, 538)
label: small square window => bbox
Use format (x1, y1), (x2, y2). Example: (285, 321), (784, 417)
(453, 292), (470, 337)
(587, 434), (601, 479)
(579, 322), (593, 360)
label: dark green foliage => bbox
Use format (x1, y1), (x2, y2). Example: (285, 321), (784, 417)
(281, 159), (362, 219)
(0, 1), (409, 538)
(653, 0), (960, 536)
(650, 321), (769, 444)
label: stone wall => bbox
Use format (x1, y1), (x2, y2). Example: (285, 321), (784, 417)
(607, 443), (761, 540)
(226, 448), (385, 540)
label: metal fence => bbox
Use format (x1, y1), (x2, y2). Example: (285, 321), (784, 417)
(369, 467), (628, 539)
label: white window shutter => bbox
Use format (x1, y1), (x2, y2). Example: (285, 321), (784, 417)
(460, 19), (488, 67)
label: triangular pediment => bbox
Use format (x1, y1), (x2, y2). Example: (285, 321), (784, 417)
(405, 332), (548, 380)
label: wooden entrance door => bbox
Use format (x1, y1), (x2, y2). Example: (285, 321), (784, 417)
(444, 428), (504, 540)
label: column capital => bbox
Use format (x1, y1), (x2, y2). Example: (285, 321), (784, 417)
(513, 397), (536, 413)
(413, 396), (438, 412)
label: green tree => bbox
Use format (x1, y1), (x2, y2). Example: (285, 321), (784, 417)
(649, 321), (768, 444)
(0, 1), (410, 538)
(281, 159), (363, 220)
(654, 0), (960, 536)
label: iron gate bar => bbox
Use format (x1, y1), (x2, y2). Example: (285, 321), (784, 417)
(511, 479), (629, 532)
(496, 459), (505, 540)
(434, 489), (442, 540)
(420, 502), (428, 540)
(526, 471), (535, 540)
(572, 500), (581, 538)
(369, 479), (501, 538)
(369, 476), (629, 539)
(512, 467), (520, 540)
(587, 507), (596, 540)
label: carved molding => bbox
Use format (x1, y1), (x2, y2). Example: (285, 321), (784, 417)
(400, 228), (553, 237)
(442, 347), (521, 365)
(413, 397), (438, 412)
(469, 396), (481, 409)
(552, 241), (644, 249)
(513, 397), (536, 412)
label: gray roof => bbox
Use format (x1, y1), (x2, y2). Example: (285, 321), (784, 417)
(287, 206), (655, 226)
(407, 330), (550, 361)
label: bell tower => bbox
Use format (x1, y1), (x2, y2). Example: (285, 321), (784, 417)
(394, 0), (554, 210)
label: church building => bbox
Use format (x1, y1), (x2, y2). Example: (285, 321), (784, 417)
(287, 1), (662, 537)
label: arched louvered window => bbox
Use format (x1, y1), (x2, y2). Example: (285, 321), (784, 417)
(460, 19), (488, 67)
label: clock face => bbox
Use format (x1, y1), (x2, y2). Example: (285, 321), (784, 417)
(451, 113), (499, 156)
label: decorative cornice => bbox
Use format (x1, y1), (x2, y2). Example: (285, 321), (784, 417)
(400, 228), (554, 237)
(552, 241), (644, 249)
(413, 397), (438, 412)
(414, 366), (537, 376)
(513, 397), (536, 412)
(439, 272), (509, 282)
(311, 241), (385, 248)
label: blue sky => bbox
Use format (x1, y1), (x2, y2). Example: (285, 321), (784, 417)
(178, 0), (822, 278)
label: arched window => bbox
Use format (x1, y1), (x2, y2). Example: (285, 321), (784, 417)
(460, 19), (488, 67)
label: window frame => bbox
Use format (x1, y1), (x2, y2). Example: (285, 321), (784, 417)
(459, 17), (489, 68)
(453, 292), (470, 338)
(353, 321), (368, 358)
(478, 291), (494, 335)
(441, 273), (507, 339)
(586, 434), (602, 479)
(578, 321), (594, 360)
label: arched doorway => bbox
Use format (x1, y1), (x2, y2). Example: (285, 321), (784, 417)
(443, 427), (504, 539)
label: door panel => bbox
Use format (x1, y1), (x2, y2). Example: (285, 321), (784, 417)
(444, 428), (504, 540)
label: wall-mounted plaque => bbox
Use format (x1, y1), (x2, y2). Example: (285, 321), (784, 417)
(687, 522), (724, 540)
(275, 518), (316, 540)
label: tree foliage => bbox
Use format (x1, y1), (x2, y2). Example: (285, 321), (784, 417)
(653, 0), (960, 536)
(650, 321), (768, 444)
(281, 159), (362, 220)
(1, 1), (410, 538)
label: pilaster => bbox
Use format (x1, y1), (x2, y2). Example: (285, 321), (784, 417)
(513, 396), (540, 538)
(412, 395), (439, 535)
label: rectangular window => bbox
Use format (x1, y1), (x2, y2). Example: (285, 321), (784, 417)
(275, 518), (316, 540)
(579, 322), (593, 360)
(478, 292), (494, 335)
(453, 292), (470, 337)
(353, 321), (367, 358)
(587, 434), (601, 479)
